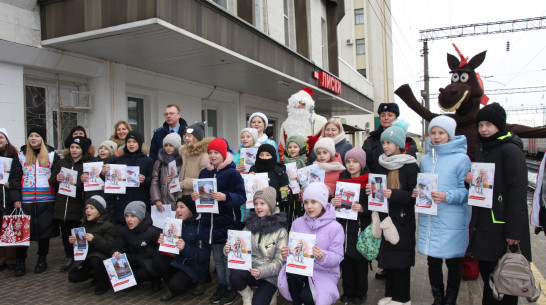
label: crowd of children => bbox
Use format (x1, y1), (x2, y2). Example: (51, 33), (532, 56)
(0, 101), (533, 305)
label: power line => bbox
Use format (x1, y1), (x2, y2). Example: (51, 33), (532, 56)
(428, 86), (546, 99)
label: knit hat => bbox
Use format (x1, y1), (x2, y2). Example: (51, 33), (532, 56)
(344, 147), (367, 168)
(0, 128), (9, 142)
(257, 143), (277, 159)
(476, 102), (507, 132)
(207, 138), (228, 159)
(429, 115), (457, 140)
(248, 112), (268, 128)
(163, 132), (182, 149)
(28, 126), (47, 142)
(377, 103), (400, 117)
(86, 195), (107, 216)
(302, 182), (329, 209)
(66, 136), (91, 153)
(240, 128), (258, 146)
(178, 195), (197, 216)
(124, 201), (146, 222)
(126, 131), (144, 148)
(253, 187), (277, 212)
(186, 122), (206, 141)
(313, 137), (336, 157)
(99, 140), (118, 157)
(286, 135), (305, 151)
(380, 120), (409, 149)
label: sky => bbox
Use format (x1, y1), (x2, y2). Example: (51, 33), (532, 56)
(390, 0), (546, 134)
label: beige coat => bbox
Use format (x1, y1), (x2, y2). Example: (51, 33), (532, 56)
(179, 137), (214, 195)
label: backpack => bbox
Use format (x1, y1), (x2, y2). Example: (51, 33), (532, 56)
(489, 245), (541, 302)
(356, 224), (381, 261)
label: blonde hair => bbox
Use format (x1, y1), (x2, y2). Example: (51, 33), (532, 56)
(321, 118), (345, 136)
(109, 121), (132, 141)
(25, 140), (49, 167)
(386, 148), (405, 190)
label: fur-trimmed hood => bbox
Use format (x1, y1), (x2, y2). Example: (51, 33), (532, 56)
(180, 137), (215, 157)
(157, 148), (182, 165)
(205, 151), (235, 171)
(117, 143), (149, 157)
(245, 210), (287, 234)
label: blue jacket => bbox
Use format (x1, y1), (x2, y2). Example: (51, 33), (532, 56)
(170, 214), (211, 281)
(149, 118), (188, 162)
(417, 135), (471, 259)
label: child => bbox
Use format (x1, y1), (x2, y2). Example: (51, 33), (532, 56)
(464, 103), (531, 305)
(331, 147), (370, 304)
(248, 112), (279, 161)
(180, 122), (214, 196)
(51, 136), (93, 272)
(366, 120), (418, 305)
(111, 201), (162, 290)
(95, 140), (118, 162)
(235, 127), (259, 173)
(150, 133), (183, 212)
(308, 118), (353, 164)
(312, 137), (345, 196)
(68, 196), (117, 295)
(413, 116), (471, 305)
(225, 187), (288, 305)
(191, 138), (246, 304)
(283, 135), (307, 169)
(152, 195), (211, 301)
(277, 182), (344, 305)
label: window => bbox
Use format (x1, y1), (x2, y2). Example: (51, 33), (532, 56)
(128, 97), (144, 134)
(357, 69), (367, 78)
(25, 86), (47, 134)
(52, 111), (78, 148)
(283, 0), (290, 46)
(210, 0), (227, 9)
(355, 8), (364, 25)
(356, 38), (366, 55)
(237, 0), (254, 25)
(321, 18), (328, 69)
(202, 109), (218, 137)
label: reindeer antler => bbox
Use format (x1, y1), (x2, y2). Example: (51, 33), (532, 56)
(452, 43), (469, 67)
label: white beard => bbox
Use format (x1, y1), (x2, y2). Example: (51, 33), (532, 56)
(284, 108), (312, 138)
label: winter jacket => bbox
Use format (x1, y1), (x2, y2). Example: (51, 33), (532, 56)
(198, 153), (246, 244)
(308, 137), (354, 165)
(51, 154), (92, 222)
(362, 125), (417, 173)
(0, 151), (22, 214)
(180, 137), (214, 195)
(417, 136), (472, 259)
(111, 215), (161, 266)
(170, 214), (211, 282)
(150, 118), (188, 162)
(467, 132), (531, 262)
(277, 204), (344, 305)
(150, 149), (182, 209)
(313, 153), (345, 196)
(80, 213), (118, 260)
(18, 145), (60, 204)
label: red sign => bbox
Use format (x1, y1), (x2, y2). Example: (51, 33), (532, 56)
(316, 72), (341, 95)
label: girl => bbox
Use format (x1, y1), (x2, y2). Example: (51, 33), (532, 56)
(312, 137), (345, 196)
(109, 120), (132, 155)
(465, 103), (531, 305)
(414, 116), (471, 305)
(235, 127), (259, 173)
(225, 187), (288, 305)
(331, 147), (370, 304)
(277, 182), (344, 305)
(308, 118), (353, 164)
(150, 133), (182, 212)
(152, 195), (211, 301)
(191, 138), (246, 305)
(15, 127), (60, 277)
(248, 112), (279, 161)
(283, 135), (307, 169)
(68, 196), (117, 295)
(51, 136), (93, 272)
(0, 128), (22, 271)
(366, 120), (418, 305)
(179, 122), (214, 196)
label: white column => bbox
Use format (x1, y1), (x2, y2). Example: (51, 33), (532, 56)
(0, 63), (25, 147)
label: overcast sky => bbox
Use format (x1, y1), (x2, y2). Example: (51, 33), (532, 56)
(390, 0), (546, 134)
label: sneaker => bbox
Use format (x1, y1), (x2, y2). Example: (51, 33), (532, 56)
(218, 287), (238, 305)
(34, 256), (48, 274)
(59, 257), (73, 272)
(209, 284), (226, 304)
(352, 295), (367, 304)
(340, 294), (352, 303)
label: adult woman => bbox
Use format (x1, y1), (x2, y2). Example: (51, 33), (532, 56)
(308, 118), (353, 164)
(248, 112), (279, 161)
(63, 126), (95, 156)
(15, 127), (60, 276)
(179, 122), (214, 196)
(109, 121), (132, 154)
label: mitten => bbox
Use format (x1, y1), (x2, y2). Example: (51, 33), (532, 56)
(372, 211), (382, 239)
(380, 216), (399, 245)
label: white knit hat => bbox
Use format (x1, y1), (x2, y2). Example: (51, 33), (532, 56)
(313, 137), (336, 157)
(163, 133), (182, 149)
(302, 182), (329, 209)
(0, 128), (9, 142)
(429, 115), (456, 140)
(248, 112), (268, 128)
(240, 128), (258, 146)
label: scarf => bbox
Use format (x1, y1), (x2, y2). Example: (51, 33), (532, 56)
(253, 157), (277, 172)
(338, 173), (369, 190)
(378, 153), (416, 170)
(283, 154), (307, 169)
(314, 160), (345, 172)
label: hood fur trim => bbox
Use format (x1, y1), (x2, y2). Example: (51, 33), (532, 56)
(180, 137), (214, 157)
(245, 212), (287, 234)
(205, 151), (234, 171)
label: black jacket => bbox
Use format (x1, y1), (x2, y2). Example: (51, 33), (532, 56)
(84, 156), (119, 216)
(467, 132), (531, 262)
(80, 213), (118, 260)
(111, 215), (161, 264)
(362, 126), (417, 173)
(149, 118), (188, 162)
(249, 162), (291, 205)
(0, 152), (22, 215)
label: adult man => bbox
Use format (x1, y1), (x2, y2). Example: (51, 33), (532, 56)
(149, 104), (188, 162)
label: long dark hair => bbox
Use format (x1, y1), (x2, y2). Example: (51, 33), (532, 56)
(1, 143), (18, 158)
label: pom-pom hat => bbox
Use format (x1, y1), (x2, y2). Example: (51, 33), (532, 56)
(380, 120), (409, 149)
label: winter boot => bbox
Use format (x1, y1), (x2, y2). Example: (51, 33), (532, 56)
(443, 286), (459, 305)
(160, 289), (175, 302)
(238, 286), (253, 305)
(34, 256), (48, 273)
(431, 284), (444, 305)
(219, 286), (238, 305)
(209, 284), (226, 304)
(59, 257), (73, 272)
(13, 259), (25, 277)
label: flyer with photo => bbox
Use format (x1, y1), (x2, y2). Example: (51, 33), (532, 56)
(286, 231), (316, 277)
(0, 157), (12, 184)
(468, 162), (495, 208)
(368, 174), (388, 213)
(150, 205), (177, 229)
(167, 160), (181, 193)
(159, 218), (183, 255)
(103, 253), (137, 292)
(126, 166), (140, 188)
(334, 182), (360, 220)
(193, 178), (219, 213)
(104, 164), (127, 194)
(72, 227), (88, 261)
(83, 162), (104, 192)
(241, 148), (258, 173)
(284, 163), (301, 194)
(227, 230), (252, 270)
(415, 173), (438, 215)
(296, 164), (318, 188)
(58, 167), (78, 198)
(242, 173), (269, 209)
(308, 168), (325, 184)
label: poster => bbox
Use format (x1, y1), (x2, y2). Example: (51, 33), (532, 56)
(150, 205), (177, 229)
(0, 157), (12, 184)
(193, 178), (219, 214)
(159, 218), (183, 255)
(285, 163), (301, 194)
(296, 164), (318, 188)
(334, 182), (360, 220)
(368, 174), (388, 213)
(286, 232), (316, 276)
(72, 227), (88, 261)
(83, 162), (104, 192)
(167, 160), (181, 193)
(227, 230), (252, 270)
(468, 162), (495, 208)
(104, 164), (127, 194)
(241, 148), (258, 173)
(126, 166), (140, 188)
(242, 173), (269, 209)
(103, 253), (137, 292)
(415, 173), (438, 215)
(308, 168), (325, 184)
(58, 167), (78, 198)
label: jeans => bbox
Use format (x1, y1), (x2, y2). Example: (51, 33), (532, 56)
(211, 243), (230, 286)
(230, 269), (277, 305)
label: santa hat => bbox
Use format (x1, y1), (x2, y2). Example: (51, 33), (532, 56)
(288, 87), (315, 110)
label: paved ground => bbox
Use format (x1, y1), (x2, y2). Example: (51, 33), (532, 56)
(1, 195), (545, 304)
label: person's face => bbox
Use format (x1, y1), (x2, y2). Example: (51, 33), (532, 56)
(240, 132), (254, 148)
(164, 106), (181, 126)
(70, 144), (83, 159)
(430, 126), (449, 145)
(287, 142), (301, 158)
(126, 138), (139, 153)
(297, 101), (307, 109)
(254, 198), (272, 217)
(164, 143), (176, 155)
(324, 123), (340, 138)
(85, 204), (100, 221)
(98, 146), (111, 159)
(316, 148), (332, 163)
(208, 150), (224, 166)
(184, 133), (196, 145)
(382, 140), (398, 156)
(251, 116), (265, 133)
(72, 130), (85, 138)
(259, 151), (273, 160)
(304, 199), (324, 219)
(125, 214), (141, 230)
(380, 111), (397, 128)
(116, 124), (129, 140)
(28, 132), (43, 149)
(0, 133), (7, 150)
(478, 121), (500, 138)
(345, 158), (362, 176)
(175, 201), (193, 221)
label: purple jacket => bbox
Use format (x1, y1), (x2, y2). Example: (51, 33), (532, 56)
(277, 204), (344, 305)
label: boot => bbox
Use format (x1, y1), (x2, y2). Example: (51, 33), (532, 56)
(34, 256), (48, 274)
(237, 286), (253, 305)
(443, 286), (459, 305)
(59, 257), (73, 272)
(152, 278), (163, 292)
(160, 289), (175, 302)
(209, 284), (226, 304)
(431, 284), (444, 305)
(191, 274), (207, 296)
(219, 286), (238, 305)
(14, 259), (25, 277)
